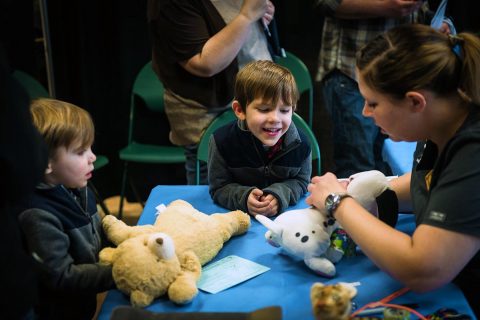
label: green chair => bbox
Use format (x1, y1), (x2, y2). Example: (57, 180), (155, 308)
(118, 61), (186, 218)
(93, 154), (109, 171)
(195, 110), (321, 185)
(274, 52), (314, 129)
(292, 112), (321, 175)
(12, 70), (49, 99)
(195, 109), (237, 185)
(13, 69), (112, 215)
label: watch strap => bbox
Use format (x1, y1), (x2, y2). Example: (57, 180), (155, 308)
(326, 193), (352, 219)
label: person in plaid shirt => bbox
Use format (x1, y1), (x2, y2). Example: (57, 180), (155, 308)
(315, 0), (429, 178)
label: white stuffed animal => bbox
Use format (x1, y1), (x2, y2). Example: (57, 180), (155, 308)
(255, 170), (397, 277)
(256, 207), (342, 277)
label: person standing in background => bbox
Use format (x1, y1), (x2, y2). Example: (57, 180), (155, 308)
(314, 0), (428, 178)
(430, 0), (480, 33)
(147, 0), (275, 184)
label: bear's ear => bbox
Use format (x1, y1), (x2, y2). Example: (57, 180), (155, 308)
(338, 282), (358, 299)
(375, 189), (399, 227)
(99, 247), (116, 264)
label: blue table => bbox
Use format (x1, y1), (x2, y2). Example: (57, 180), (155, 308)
(98, 186), (476, 320)
(382, 139), (417, 176)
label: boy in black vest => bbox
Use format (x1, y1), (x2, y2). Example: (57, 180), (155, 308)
(208, 60), (312, 216)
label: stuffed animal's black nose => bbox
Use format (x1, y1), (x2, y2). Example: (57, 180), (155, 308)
(301, 235), (309, 243)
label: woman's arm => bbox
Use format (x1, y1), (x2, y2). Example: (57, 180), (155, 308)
(336, 200), (480, 291)
(306, 173), (480, 292)
(389, 172), (413, 212)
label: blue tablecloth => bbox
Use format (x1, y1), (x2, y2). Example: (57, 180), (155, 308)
(382, 139), (417, 176)
(98, 185), (476, 320)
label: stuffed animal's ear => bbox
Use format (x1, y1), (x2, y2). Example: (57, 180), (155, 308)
(375, 189), (399, 227)
(338, 282), (358, 299)
(255, 215), (282, 236)
(311, 282), (325, 292)
(99, 247), (116, 264)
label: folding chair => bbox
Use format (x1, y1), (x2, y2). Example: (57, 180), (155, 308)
(274, 52), (314, 129)
(118, 61), (186, 218)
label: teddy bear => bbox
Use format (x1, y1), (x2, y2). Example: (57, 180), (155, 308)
(310, 282), (357, 320)
(99, 199), (251, 307)
(255, 170), (398, 277)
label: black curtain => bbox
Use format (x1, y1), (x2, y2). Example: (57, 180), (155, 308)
(46, 0), (160, 200)
(2, 0), (324, 200)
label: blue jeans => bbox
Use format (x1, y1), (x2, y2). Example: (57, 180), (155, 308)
(322, 70), (390, 178)
(184, 143), (207, 185)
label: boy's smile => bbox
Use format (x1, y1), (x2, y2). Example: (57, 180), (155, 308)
(263, 127), (282, 137)
(233, 98), (293, 147)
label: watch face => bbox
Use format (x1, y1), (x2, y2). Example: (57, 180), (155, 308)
(325, 193), (339, 211)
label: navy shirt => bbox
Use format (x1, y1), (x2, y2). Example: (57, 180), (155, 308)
(411, 107), (480, 315)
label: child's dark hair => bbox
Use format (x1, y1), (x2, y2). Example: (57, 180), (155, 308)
(234, 60), (299, 111)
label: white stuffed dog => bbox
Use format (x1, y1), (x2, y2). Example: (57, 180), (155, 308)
(255, 170), (398, 277)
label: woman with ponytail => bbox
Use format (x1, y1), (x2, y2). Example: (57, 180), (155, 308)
(307, 23), (480, 317)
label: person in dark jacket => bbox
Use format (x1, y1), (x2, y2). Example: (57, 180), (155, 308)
(18, 98), (115, 320)
(209, 60), (311, 216)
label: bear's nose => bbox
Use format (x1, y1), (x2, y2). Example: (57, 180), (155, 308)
(301, 235), (309, 243)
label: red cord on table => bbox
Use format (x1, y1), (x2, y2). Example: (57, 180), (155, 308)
(351, 287), (427, 320)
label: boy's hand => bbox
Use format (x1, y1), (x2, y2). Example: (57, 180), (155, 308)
(247, 189), (278, 217)
(260, 194), (278, 216)
(247, 188), (265, 216)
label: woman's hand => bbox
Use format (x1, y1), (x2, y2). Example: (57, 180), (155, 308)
(305, 173), (348, 210)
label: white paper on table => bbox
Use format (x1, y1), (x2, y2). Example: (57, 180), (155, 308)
(197, 255), (270, 294)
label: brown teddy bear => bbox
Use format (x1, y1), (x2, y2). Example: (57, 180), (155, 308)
(310, 282), (357, 320)
(100, 199), (250, 307)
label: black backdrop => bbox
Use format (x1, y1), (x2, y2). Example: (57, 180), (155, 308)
(2, 0), (324, 201)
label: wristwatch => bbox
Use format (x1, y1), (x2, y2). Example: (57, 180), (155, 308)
(325, 193), (352, 218)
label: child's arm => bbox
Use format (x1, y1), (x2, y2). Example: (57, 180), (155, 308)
(19, 208), (115, 292)
(263, 151), (312, 213)
(208, 137), (254, 212)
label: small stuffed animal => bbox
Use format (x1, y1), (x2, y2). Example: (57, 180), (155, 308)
(99, 199), (250, 307)
(310, 282), (357, 320)
(255, 170), (397, 276)
(256, 207), (342, 277)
